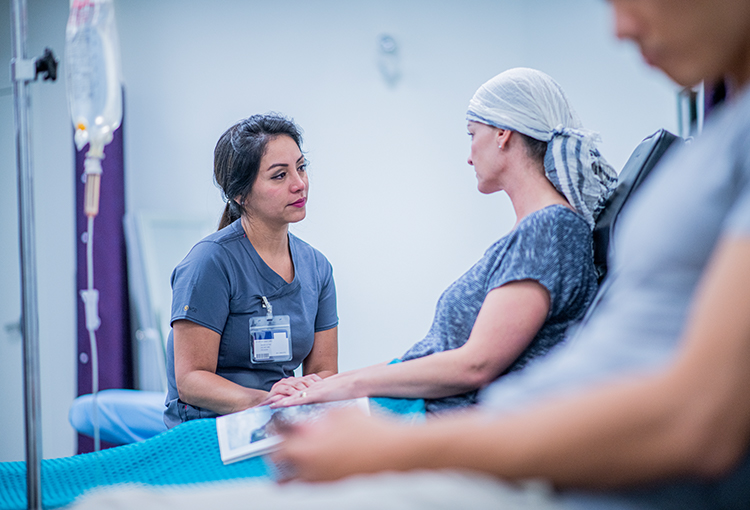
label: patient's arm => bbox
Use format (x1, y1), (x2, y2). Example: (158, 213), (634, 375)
(173, 320), (269, 414)
(273, 237), (750, 487)
(272, 280), (549, 407)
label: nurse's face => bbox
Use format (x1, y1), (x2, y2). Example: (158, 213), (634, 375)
(244, 135), (308, 228)
(467, 121), (504, 194)
(610, 0), (750, 87)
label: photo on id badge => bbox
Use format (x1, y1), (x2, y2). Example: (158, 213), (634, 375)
(250, 314), (292, 363)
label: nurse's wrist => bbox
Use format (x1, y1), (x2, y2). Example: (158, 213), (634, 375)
(238, 388), (270, 411)
(314, 370), (337, 379)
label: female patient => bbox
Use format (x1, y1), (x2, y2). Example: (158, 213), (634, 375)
(163, 114), (338, 428)
(274, 68), (617, 412)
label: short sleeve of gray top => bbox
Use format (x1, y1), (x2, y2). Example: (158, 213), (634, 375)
(479, 88), (750, 509)
(401, 205), (598, 413)
(164, 219), (338, 428)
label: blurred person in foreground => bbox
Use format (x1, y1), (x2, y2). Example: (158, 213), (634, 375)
(72, 1), (750, 508)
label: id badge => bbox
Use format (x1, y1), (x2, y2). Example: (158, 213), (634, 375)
(250, 315), (292, 363)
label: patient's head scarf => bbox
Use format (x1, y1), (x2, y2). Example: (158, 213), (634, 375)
(466, 67), (617, 229)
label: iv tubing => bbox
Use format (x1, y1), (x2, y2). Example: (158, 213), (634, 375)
(85, 213), (101, 452)
(81, 151), (103, 452)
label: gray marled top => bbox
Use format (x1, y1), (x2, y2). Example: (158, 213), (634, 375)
(401, 205), (597, 413)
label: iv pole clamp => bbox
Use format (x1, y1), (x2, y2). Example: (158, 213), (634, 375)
(10, 0), (58, 509)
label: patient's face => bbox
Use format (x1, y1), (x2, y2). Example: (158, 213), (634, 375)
(610, 0), (750, 87)
(467, 121), (503, 194)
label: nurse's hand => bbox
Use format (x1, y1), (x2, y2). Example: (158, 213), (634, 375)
(257, 374), (323, 407)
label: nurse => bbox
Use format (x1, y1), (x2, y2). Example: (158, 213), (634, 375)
(163, 114), (338, 428)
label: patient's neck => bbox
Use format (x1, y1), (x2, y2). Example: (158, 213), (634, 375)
(505, 166), (571, 228)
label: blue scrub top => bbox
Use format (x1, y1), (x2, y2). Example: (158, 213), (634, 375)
(164, 219), (337, 428)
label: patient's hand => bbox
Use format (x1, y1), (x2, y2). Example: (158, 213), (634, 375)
(269, 372), (359, 408)
(270, 407), (407, 482)
(257, 374), (323, 407)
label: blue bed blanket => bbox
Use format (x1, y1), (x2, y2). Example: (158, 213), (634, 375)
(0, 397), (424, 510)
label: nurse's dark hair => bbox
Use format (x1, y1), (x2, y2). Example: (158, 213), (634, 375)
(215, 113), (303, 230)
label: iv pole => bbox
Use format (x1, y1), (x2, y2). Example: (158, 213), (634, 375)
(10, 0), (58, 508)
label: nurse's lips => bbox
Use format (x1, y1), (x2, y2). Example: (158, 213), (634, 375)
(290, 197), (306, 208)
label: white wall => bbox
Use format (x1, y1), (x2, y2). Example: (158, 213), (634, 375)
(0, 0), (677, 461)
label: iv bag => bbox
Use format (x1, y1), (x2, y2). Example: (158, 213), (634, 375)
(65, 0), (123, 154)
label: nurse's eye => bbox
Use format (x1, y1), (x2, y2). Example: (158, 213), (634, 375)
(272, 171), (286, 180)
(297, 163), (307, 172)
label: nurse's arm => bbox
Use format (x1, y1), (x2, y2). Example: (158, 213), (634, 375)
(277, 237), (750, 486)
(173, 319), (269, 414)
(303, 326), (338, 379)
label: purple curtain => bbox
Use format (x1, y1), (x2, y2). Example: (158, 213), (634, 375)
(75, 107), (132, 454)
